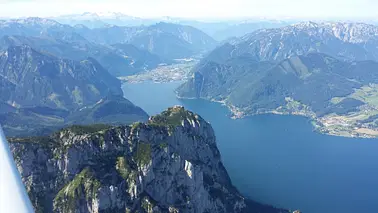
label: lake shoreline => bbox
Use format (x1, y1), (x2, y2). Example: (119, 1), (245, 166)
(124, 79), (378, 138)
(176, 94), (378, 139)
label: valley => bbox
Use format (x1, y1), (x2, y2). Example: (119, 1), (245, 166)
(118, 59), (196, 83)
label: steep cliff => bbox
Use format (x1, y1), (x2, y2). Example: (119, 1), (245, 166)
(9, 106), (288, 213)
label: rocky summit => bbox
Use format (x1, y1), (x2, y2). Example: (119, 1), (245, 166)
(9, 106), (288, 213)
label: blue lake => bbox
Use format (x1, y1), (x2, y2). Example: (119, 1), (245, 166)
(122, 81), (378, 213)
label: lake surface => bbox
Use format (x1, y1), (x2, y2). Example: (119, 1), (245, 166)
(122, 81), (378, 213)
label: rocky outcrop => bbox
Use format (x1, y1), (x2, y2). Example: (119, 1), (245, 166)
(9, 106), (288, 213)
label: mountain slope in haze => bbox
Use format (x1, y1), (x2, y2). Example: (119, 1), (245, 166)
(209, 22), (378, 62)
(211, 21), (291, 41)
(111, 43), (165, 70)
(0, 45), (121, 110)
(0, 17), (90, 45)
(130, 22), (217, 59)
(9, 106), (290, 213)
(76, 22), (217, 59)
(65, 94), (148, 126)
(177, 53), (378, 137)
(50, 14), (291, 42)
(0, 45), (148, 136)
(73, 24), (140, 45)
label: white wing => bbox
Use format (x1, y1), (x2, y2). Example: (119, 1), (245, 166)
(0, 125), (34, 213)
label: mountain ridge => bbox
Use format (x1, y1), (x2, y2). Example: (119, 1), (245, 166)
(211, 21), (378, 63)
(0, 44), (149, 136)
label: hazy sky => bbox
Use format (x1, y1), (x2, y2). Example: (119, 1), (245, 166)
(0, 0), (377, 19)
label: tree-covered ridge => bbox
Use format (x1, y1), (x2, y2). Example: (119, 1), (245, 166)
(178, 52), (378, 138)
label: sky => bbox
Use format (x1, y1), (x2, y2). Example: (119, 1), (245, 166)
(0, 0), (377, 20)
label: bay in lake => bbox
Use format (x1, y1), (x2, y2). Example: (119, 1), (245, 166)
(122, 81), (378, 213)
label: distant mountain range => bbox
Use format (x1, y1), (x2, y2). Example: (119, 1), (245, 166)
(178, 22), (378, 137)
(50, 12), (294, 40)
(0, 34), (148, 77)
(52, 12), (156, 28)
(75, 22), (217, 59)
(0, 17), (217, 73)
(213, 22), (378, 62)
(0, 18), (163, 76)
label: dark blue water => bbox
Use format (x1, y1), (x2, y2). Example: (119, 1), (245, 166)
(122, 81), (378, 213)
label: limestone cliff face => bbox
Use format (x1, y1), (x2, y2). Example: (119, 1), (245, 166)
(9, 106), (288, 213)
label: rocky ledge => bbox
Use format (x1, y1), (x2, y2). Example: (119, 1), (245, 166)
(9, 106), (290, 213)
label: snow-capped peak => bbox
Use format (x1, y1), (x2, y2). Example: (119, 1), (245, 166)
(54, 12), (139, 21)
(292, 21), (319, 29)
